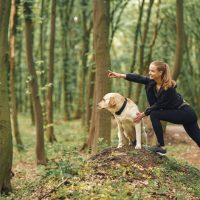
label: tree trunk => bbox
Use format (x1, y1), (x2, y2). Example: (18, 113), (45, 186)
(89, 0), (111, 153)
(86, 62), (95, 131)
(0, 0), (13, 194)
(9, 0), (24, 151)
(58, 0), (74, 121)
(135, 0), (154, 104)
(39, 0), (46, 104)
(46, 0), (57, 143)
(74, 0), (92, 125)
(172, 0), (184, 80)
(38, 0), (47, 129)
(80, 62), (96, 152)
(127, 0), (145, 98)
(163, 0), (185, 135)
(110, 1), (129, 46)
(83, 81), (97, 152)
(23, 1), (47, 165)
(29, 94), (35, 125)
(145, 0), (162, 72)
(16, 28), (23, 112)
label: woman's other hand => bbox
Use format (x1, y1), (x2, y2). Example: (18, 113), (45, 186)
(134, 112), (145, 123)
(107, 70), (126, 78)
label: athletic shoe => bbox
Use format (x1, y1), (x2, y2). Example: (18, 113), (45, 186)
(146, 145), (167, 156)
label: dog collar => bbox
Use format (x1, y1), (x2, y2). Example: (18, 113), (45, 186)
(115, 98), (127, 115)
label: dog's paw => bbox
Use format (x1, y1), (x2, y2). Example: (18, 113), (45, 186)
(135, 145), (142, 149)
(117, 144), (123, 148)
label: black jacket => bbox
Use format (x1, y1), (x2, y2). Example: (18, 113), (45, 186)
(125, 73), (184, 116)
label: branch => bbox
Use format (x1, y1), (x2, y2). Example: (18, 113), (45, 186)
(38, 178), (71, 200)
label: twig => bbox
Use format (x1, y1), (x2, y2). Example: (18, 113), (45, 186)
(38, 178), (71, 200)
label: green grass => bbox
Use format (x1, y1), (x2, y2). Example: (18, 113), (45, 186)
(2, 114), (200, 200)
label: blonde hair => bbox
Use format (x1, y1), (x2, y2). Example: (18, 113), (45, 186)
(151, 60), (176, 90)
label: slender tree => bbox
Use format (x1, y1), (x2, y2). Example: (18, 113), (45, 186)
(127, 0), (145, 97)
(145, 0), (162, 71)
(85, 61), (95, 131)
(172, 0), (184, 80)
(160, 0), (185, 134)
(9, 0), (24, 151)
(46, 0), (57, 143)
(15, 26), (23, 113)
(0, 0), (13, 194)
(74, 0), (92, 125)
(58, 0), (74, 120)
(135, 0), (154, 104)
(39, 0), (46, 103)
(23, 0), (47, 165)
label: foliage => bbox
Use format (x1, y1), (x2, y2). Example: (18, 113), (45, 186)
(11, 0), (200, 117)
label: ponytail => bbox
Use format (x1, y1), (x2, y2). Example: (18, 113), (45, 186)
(151, 61), (176, 90)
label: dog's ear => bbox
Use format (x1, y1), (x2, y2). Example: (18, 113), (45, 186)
(109, 96), (116, 107)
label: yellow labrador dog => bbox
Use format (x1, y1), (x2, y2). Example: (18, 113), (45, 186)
(97, 93), (146, 149)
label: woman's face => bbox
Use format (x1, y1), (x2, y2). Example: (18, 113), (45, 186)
(148, 64), (162, 81)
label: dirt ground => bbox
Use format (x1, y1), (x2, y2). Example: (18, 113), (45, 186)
(165, 124), (200, 169)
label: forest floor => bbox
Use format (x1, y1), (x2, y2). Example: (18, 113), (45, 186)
(1, 116), (200, 200)
(165, 125), (200, 169)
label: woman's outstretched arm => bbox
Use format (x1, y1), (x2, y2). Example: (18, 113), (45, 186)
(107, 70), (126, 78)
(108, 70), (150, 85)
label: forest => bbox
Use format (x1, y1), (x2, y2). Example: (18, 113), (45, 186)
(0, 0), (200, 199)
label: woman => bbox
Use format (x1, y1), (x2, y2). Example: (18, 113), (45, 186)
(108, 60), (200, 155)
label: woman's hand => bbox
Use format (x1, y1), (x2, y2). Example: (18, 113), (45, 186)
(107, 70), (125, 78)
(134, 112), (145, 123)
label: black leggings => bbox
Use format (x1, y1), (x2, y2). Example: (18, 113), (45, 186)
(149, 105), (200, 147)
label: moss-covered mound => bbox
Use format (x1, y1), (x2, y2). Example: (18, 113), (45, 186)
(76, 147), (200, 200)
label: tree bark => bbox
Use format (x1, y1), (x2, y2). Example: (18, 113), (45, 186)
(127, 0), (145, 98)
(16, 27), (23, 112)
(58, 0), (74, 121)
(23, 1), (47, 165)
(39, 0), (46, 105)
(163, 0), (184, 135)
(89, 0), (111, 153)
(145, 0), (162, 72)
(38, 0), (47, 129)
(80, 58), (96, 152)
(9, 0), (24, 151)
(172, 0), (184, 80)
(86, 62), (95, 131)
(74, 0), (92, 125)
(0, 0), (13, 194)
(46, 0), (57, 143)
(135, 0), (154, 104)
